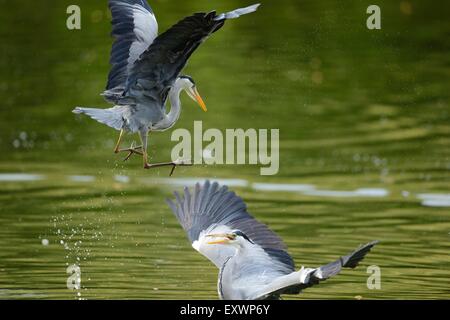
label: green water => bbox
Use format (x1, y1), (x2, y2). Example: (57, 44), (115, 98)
(0, 0), (449, 299)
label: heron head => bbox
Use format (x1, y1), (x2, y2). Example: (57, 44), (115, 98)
(178, 75), (207, 112)
(206, 230), (254, 246)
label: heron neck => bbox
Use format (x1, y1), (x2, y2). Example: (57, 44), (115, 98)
(158, 86), (183, 130)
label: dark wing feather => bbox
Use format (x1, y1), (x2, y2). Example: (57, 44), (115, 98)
(122, 4), (260, 102)
(125, 12), (224, 98)
(287, 241), (379, 294)
(167, 180), (295, 272)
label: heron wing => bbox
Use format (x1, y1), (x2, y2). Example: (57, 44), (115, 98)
(255, 240), (380, 299)
(104, 0), (158, 102)
(305, 240), (380, 284)
(125, 4), (260, 100)
(166, 180), (295, 271)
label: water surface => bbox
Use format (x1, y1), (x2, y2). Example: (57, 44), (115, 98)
(0, 0), (449, 299)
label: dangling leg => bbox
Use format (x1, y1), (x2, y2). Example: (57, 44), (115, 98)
(113, 129), (125, 154)
(139, 130), (192, 175)
(113, 129), (144, 160)
(139, 129), (150, 169)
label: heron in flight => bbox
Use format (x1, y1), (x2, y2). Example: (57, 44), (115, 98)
(73, 1), (260, 174)
(167, 181), (379, 300)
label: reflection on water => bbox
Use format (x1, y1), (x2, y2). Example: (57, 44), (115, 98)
(144, 177), (250, 188)
(253, 182), (315, 192)
(0, 173), (44, 182)
(0, 0), (449, 300)
(302, 188), (389, 198)
(6, 172), (449, 206)
(114, 175), (130, 184)
(68, 175), (96, 183)
(418, 194), (450, 208)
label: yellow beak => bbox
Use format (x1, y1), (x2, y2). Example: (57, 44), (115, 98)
(193, 87), (207, 112)
(206, 233), (230, 245)
(207, 239), (230, 245)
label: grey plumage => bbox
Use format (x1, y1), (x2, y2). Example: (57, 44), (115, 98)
(74, 1), (261, 135)
(72, 106), (126, 131)
(167, 180), (295, 271)
(124, 11), (226, 104)
(167, 181), (379, 300)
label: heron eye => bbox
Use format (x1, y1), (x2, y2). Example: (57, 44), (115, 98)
(228, 234), (236, 240)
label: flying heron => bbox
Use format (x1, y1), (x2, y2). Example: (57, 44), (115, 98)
(167, 181), (379, 300)
(73, 1), (260, 174)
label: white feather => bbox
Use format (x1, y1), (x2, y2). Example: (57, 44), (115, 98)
(214, 3), (261, 21)
(192, 225), (236, 268)
(128, 5), (158, 70)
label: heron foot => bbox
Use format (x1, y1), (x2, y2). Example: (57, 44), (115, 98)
(123, 147), (143, 161)
(115, 142), (143, 161)
(144, 158), (193, 176)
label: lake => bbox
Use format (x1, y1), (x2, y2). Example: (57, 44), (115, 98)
(0, 0), (448, 299)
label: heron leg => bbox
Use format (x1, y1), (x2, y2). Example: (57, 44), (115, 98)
(139, 130), (150, 168)
(145, 159), (193, 176)
(113, 130), (144, 160)
(113, 129), (125, 154)
(138, 130), (192, 176)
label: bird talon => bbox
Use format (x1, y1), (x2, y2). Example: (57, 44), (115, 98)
(169, 165), (176, 176)
(119, 145), (144, 161)
(123, 151), (134, 162)
(144, 163), (152, 169)
(142, 158), (193, 174)
(169, 159), (193, 176)
(173, 158), (193, 166)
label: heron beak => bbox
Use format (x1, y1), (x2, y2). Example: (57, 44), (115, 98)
(206, 233), (230, 245)
(189, 87), (207, 112)
(207, 239), (230, 245)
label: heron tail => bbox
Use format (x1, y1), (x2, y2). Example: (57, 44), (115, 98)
(101, 87), (125, 104)
(72, 106), (125, 131)
(214, 3), (261, 21)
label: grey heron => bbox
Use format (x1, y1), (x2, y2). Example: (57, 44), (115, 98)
(167, 181), (379, 300)
(73, 1), (260, 174)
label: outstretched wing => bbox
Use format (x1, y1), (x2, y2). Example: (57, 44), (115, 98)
(251, 241), (379, 299)
(166, 180), (295, 272)
(286, 241), (379, 295)
(104, 0), (158, 102)
(124, 4), (260, 100)
(309, 240), (379, 281)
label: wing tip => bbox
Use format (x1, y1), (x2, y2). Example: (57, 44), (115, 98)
(166, 198), (176, 211)
(249, 3), (262, 11)
(343, 240), (380, 269)
(214, 3), (261, 21)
